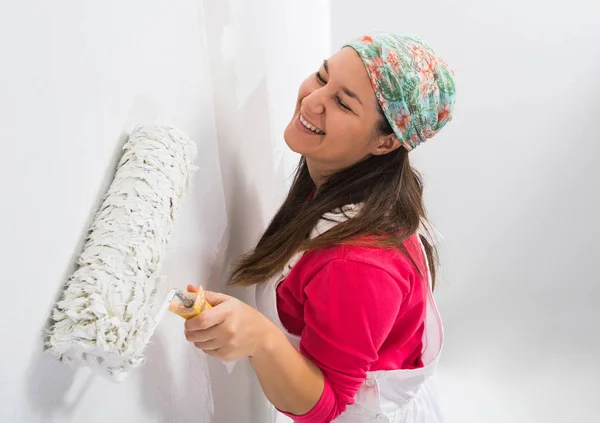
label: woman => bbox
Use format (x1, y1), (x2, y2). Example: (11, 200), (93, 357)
(184, 32), (456, 423)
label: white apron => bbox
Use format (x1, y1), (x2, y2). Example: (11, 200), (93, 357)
(255, 205), (445, 423)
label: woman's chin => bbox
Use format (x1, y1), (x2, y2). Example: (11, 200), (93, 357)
(284, 126), (306, 156)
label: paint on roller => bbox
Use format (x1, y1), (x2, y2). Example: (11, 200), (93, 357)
(45, 123), (197, 381)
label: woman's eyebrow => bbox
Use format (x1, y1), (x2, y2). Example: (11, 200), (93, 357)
(322, 59), (363, 106)
(342, 87), (363, 106)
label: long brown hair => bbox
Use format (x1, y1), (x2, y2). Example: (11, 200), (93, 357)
(230, 110), (439, 289)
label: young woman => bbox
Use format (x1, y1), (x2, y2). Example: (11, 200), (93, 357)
(184, 32), (456, 423)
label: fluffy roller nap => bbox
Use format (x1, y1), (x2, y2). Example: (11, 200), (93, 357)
(46, 123), (197, 377)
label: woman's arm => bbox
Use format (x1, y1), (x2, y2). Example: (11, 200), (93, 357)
(250, 259), (407, 422)
(183, 289), (325, 415)
(184, 257), (407, 422)
(249, 323), (325, 415)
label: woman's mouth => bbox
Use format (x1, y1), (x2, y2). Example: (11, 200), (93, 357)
(295, 114), (325, 135)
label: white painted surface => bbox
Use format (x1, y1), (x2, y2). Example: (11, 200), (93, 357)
(199, 1), (330, 422)
(0, 1), (330, 422)
(331, 1), (600, 422)
(0, 1), (227, 421)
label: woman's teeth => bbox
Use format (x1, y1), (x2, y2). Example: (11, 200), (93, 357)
(300, 115), (325, 135)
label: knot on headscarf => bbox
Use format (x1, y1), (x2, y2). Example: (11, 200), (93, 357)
(344, 32), (456, 151)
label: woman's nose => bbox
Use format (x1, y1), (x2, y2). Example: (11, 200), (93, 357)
(301, 88), (325, 115)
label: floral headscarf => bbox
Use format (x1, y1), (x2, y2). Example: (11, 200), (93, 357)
(344, 32), (456, 151)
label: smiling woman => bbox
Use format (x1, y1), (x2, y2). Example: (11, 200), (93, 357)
(183, 32), (456, 423)
(284, 47), (397, 183)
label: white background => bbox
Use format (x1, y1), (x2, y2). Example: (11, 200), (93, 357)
(1, 1), (598, 422)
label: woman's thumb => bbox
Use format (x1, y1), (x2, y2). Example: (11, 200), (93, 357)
(203, 290), (229, 306)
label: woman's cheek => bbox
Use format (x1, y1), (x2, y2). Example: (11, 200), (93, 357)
(328, 119), (365, 158)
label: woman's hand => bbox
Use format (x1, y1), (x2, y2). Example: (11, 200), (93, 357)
(183, 284), (277, 362)
(184, 285), (324, 415)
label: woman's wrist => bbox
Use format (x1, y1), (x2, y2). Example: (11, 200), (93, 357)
(250, 317), (286, 360)
(247, 314), (324, 415)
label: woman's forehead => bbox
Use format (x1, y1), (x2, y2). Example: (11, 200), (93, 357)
(326, 47), (367, 76)
(325, 47), (376, 105)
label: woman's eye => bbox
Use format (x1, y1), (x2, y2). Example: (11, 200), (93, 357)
(315, 72), (351, 112)
(336, 97), (351, 111)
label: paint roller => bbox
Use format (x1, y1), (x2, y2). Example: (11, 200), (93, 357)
(45, 123), (208, 381)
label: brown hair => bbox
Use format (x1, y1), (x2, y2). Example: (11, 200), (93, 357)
(229, 110), (439, 289)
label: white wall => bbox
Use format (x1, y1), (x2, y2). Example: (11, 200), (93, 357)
(331, 1), (600, 422)
(0, 1), (331, 422)
(198, 1), (329, 422)
(0, 2), (222, 422)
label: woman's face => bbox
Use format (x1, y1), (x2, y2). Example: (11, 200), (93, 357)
(284, 47), (399, 180)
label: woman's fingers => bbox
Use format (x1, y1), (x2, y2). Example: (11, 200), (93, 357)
(186, 325), (231, 354)
(203, 290), (230, 306)
(185, 307), (227, 331)
(193, 338), (222, 351)
(185, 286), (229, 308)
(203, 347), (237, 362)
(181, 294), (255, 362)
(184, 324), (221, 344)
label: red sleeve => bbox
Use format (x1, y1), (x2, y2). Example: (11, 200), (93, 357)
(279, 259), (405, 423)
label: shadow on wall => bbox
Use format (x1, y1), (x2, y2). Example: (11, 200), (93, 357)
(25, 346), (94, 422)
(24, 132), (130, 419)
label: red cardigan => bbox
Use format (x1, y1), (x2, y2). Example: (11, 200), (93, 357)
(275, 234), (428, 422)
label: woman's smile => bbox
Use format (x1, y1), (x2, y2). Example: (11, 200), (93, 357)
(294, 113), (325, 135)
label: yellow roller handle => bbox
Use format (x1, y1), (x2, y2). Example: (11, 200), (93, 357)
(168, 286), (211, 320)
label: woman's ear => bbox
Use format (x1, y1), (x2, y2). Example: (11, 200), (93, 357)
(372, 133), (401, 155)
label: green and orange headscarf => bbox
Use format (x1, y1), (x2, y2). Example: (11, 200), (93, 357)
(344, 32), (456, 151)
